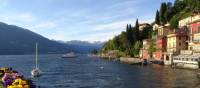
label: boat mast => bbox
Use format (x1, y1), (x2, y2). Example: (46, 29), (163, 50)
(36, 43), (38, 69)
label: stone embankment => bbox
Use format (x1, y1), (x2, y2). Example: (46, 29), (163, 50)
(119, 57), (143, 64)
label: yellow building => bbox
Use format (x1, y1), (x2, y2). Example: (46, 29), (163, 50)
(164, 29), (188, 65)
(167, 34), (188, 53)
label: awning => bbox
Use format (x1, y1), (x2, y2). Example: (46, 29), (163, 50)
(173, 54), (200, 59)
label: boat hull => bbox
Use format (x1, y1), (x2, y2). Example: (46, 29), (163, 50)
(31, 69), (42, 77)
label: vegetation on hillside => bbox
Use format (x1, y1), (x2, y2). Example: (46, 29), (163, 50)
(156, 0), (200, 28)
(101, 0), (200, 58)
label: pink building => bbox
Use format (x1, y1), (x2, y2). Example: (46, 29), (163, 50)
(154, 37), (167, 61)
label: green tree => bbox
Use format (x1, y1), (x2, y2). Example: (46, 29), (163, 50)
(126, 24), (134, 44)
(141, 25), (153, 39)
(148, 42), (156, 58)
(173, 0), (187, 13)
(165, 2), (173, 22)
(160, 2), (167, 25)
(135, 19), (140, 41)
(155, 10), (160, 24)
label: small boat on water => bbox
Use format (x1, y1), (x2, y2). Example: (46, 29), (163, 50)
(31, 43), (42, 77)
(62, 52), (76, 58)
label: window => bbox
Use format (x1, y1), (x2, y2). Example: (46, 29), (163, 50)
(198, 26), (200, 33)
(166, 56), (169, 61)
(189, 27), (192, 34)
(190, 47), (193, 50)
(186, 36), (189, 40)
(179, 37), (181, 40)
(186, 43), (188, 49)
(173, 42), (175, 47)
(179, 42), (181, 46)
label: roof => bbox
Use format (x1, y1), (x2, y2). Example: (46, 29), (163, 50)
(139, 23), (149, 26)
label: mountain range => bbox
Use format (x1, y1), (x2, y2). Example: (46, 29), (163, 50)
(0, 22), (103, 55)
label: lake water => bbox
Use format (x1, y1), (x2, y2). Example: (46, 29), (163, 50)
(0, 54), (199, 88)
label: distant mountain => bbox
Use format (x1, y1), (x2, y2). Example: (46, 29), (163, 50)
(0, 22), (104, 55)
(58, 40), (105, 54)
(65, 40), (104, 46)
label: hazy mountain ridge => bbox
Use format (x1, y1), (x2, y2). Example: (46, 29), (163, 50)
(0, 22), (103, 54)
(65, 40), (104, 46)
(56, 40), (105, 54)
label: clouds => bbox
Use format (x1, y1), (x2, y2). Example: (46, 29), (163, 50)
(50, 32), (66, 41)
(92, 20), (132, 31)
(0, 0), (175, 42)
(0, 13), (35, 23)
(17, 13), (36, 23)
(31, 21), (57, 30)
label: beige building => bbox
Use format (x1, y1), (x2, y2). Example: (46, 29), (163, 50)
(153, 23), (159, 31)
(139, 23), (150, 31)
(139, 39), (153, 59)
(156, 23), (174, 38)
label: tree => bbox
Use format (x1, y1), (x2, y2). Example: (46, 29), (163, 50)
(148, 42), (156, 58)
(155, 10), (160, 24)
(160, 2), (167, 25)
(141, 25), (153, 39)
(126, 24), (132, 44)
(173, 0), (187, 13)
(135, 19), (140, 41)
(165, 2), (173, 22)
(126, 24), (134, 55)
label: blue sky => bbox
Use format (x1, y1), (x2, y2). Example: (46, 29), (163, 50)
(0, 0), (174, 42)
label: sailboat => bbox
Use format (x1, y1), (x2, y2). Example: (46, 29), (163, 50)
(31, 43), (42, 77)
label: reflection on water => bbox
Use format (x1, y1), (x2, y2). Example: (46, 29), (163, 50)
(0, 54), (199, 88)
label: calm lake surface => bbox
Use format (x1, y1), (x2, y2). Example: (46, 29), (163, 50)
(0, 54), (199, 88)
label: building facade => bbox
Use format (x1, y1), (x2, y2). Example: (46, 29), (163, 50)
(167, 29), (188, 53)
(139, 23), (150, 31)
(188, 20), (200, 52)
(140, 39), (152, 59)
(153, 37), (167, 61)
(164, 28), (189, 65)
(154, 24), (172, 62)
